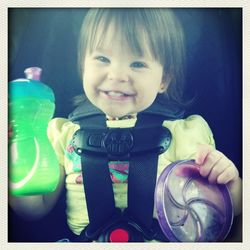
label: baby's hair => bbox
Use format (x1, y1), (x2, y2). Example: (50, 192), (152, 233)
(77, 8), (186, 106)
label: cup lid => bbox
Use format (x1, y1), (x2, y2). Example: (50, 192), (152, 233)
(9, 67), (55, 102)
(155, 160), (234, 242)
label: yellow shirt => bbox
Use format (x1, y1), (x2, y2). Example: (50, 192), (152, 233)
(47, 115), (215, 236)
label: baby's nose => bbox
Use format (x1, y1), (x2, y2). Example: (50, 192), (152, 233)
(107, 65), (129, 83)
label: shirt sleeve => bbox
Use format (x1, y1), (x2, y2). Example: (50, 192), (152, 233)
(162, 115), (216, 162)
(47, 118), (79, 166)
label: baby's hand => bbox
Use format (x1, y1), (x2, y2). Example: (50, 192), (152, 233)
(195, 144), (242, 216)
(195, 144), (239, 184)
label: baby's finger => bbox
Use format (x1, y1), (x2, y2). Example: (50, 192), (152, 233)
(217, 164), (239, 184)
(199, 150), (224, 178)
(195, 144), (214, 165)
(207, 157), (231, 183)
(8, 124), (13, 138)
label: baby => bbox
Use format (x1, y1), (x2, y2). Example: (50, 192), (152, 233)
(9, 8), (242, 242)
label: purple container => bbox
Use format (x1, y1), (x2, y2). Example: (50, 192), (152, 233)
(155, 160), (233, 242)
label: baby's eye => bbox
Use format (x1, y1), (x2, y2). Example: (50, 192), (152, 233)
(130, 61), (147, 69)
(95, 56), (110, 63)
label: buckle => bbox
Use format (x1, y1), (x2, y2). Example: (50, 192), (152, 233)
(97, 220), (145, 242)
(72, 126), (171, 158)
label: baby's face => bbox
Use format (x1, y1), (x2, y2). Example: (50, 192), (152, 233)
(82, 25), (167, 118)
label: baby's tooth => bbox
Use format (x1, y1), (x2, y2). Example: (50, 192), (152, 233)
(108, 91), (124, 97)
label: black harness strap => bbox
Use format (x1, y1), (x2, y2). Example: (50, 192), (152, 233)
(127, 152), (159, 229)
(127, 113), (169, 230)
(72, 115), (118, 238)
(81, 154), (116, 236)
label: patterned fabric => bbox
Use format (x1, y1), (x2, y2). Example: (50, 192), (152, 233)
(65, 139), (129, 184)
(65, 142), (81, 172)
(108, 161), (129, 183)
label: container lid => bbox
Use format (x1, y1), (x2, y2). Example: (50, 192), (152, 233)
(155, 160), (233, 242)
(9, 67), (55, 102)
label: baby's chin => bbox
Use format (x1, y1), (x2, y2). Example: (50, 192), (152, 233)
(87, 99), (132, 118)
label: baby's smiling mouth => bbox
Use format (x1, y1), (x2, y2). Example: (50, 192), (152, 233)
(100, 90), (136, 100)
(105, 91), (132, 97)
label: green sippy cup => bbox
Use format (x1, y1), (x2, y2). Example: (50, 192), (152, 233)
(9, 67), (60, 196)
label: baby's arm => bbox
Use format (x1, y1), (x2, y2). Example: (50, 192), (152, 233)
(195, 144), (242, 216)
(9, 165), (65, 220)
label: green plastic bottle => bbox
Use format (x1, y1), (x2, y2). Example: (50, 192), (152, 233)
(9, 67), (60, 196)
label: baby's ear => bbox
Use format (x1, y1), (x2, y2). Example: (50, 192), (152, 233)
(158, 73), (172, 93)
